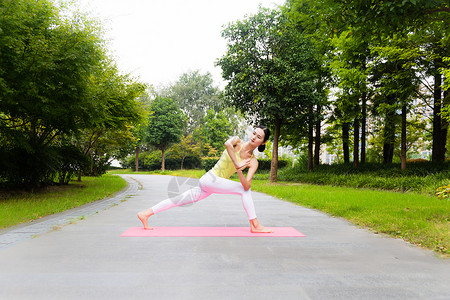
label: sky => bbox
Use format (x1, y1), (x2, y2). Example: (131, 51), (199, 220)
(76, 0), (285, 89)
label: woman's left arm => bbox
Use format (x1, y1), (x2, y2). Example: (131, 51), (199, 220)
(236, 158), (258, 191)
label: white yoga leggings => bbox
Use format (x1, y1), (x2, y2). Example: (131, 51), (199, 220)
(151, 171), (257, 220)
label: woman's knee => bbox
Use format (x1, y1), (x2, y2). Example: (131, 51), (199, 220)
(239, 188), (252, 197)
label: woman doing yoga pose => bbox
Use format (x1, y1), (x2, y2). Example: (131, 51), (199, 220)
(137, 125), (272, 233)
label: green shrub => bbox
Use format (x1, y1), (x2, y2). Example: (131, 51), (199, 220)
(256, 158), (289, 170)
(0, 145), (89, 188)
(202, 157), (219, 171)
(276, 161), (450, 195)
(200, 157), (289, 172)
(125, 151), (202, 171)
(182, 156), (202, 169)
(58, 145), (90, 184)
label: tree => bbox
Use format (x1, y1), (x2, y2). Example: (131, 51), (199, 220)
(283, 0), (334, 170)
(0, 0), (106, 186)
(170, 134), (201, 169)
(129, 92), (154, 172)
(159, 70), (222, 134)
(331, 0), (449, 162)
(368, 33), (422, 169)
(442, 56), (450, 123)
(0, 0), (148, 186)
(300, 0), (450, 167)
(217, 7), (320, 182)
(0, 0), (104, 143)
(332, 0), (449, 33)
(424, 27), (449, 162)
(73, 61), (146, 178)
(144, 97), (185, 171)
(199, 108), (238, 152)
(330, 30), (372, 166)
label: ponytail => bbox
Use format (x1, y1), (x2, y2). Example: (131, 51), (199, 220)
(258, 144), (266, 152)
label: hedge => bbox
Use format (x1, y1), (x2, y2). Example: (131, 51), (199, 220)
(202, 157), (289, 171)
(124, 152), (289, 172)
(276, 161), (450, 195)
(124, 151), (202, 170)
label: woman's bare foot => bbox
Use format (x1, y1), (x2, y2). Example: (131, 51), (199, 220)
(250, 218), (273, 233)
(137, 209), (154, 230)
(251, 226), (273, 233)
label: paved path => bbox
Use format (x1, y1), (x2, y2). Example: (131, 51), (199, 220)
(0, 174), (448, 300)
(0, 175), (139, 250)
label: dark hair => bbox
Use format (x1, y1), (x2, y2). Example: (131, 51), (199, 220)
(256, 125), (270, 152)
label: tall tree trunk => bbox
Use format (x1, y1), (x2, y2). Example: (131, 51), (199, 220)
(361, 93), (367, 164)
(308, 120), (314, 171)
(432, 67), (443, 162)
(401, 104), (407, 170)
(180, 155), (185, 170)
(270, 117), (281, 182)
(161, 147), (166, 171)
(314, 105), (321, 166)
(383, 105), (396, 163)
(353, 115), (360, 167)
(135, 146), (139, 172)
(443, 81), (449, 158)
(342, 122), (350, 163)
(90, 155), (94, 175)
(383, 143), (395, 163)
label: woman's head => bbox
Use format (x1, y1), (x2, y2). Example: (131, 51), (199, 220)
(249, 125), (270, 152)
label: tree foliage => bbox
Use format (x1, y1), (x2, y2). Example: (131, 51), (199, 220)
(159, 70), (222, 134)
(198, 108), (238, 152)
(0, 0), (145, 187)
(144, 70), (242, 171)
(143, 97), (185, 171)
(279, 0), (449, 170)
(74, 61), (146, 177)
(217, 7), (320, 181)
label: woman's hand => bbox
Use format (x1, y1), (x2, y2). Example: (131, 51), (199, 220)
(236, 158), (258, 191)
(236, 158), (251, 171)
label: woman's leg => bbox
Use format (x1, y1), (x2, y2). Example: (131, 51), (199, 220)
(200, 172), (272, 233)
(151, 186), (210, 213)
(138, 178), (211, 229)
(199, 172), (257, 220)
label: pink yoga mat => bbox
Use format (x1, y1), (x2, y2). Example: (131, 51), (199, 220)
(120, 227), (305, 237)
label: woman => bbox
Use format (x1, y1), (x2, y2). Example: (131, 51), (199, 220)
(138, 125), (273, 233)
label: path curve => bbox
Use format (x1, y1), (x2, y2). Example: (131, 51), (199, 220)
(0, 175), (139, 250)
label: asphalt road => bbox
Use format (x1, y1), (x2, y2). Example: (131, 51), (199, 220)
(0, 174), (448, 300)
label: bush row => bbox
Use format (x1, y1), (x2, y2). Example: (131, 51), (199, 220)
(202, 157), (289, 171)
(0, 145), (89, 188)
(304, 161), (450, 177)
(123, 151), (202, 170)
(276, 161), (450, 195)
(123, 151), (289, 172)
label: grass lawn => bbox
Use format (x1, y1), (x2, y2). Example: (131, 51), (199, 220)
(0, 174), (126, 229)
(110, 169), (449, 257)
(251, 180), (449, 257)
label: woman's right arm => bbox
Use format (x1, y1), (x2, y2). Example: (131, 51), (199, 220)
(224, 136), (241, 168)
